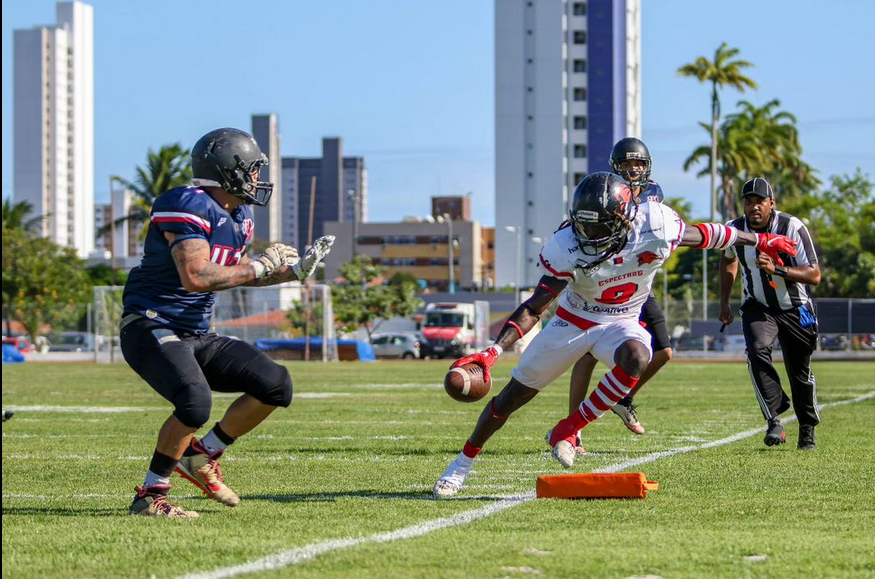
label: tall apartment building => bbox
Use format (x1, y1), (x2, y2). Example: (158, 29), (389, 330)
(494, 0), (641, 287)
(281, 137), (367, 250)
(13, 0), (94, 257)
(94, 186), (143, 266)
(250, 114), (282, 242)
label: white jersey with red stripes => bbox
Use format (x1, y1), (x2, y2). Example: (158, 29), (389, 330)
(537, 201), (685, 324)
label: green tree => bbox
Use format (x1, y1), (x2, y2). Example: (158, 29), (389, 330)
(86, 263), (128, 287)
(787, 170), (875, 297)
(332, 256), (424, 342)
(103, 143), (192, 240)
(2, 198), (46, 236)
(2, 227), (92, 339)
(678, 43), (758, 222)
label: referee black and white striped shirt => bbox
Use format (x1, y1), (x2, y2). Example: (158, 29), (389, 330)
(724, 210), (818, 311)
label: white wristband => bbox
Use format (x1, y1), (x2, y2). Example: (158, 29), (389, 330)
(489, 344), (504, 357)
(251, 261), (266, 279)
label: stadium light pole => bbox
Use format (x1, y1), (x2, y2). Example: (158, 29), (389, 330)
(505, 225), (522, 304)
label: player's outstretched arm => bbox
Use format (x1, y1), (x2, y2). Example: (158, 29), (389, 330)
(450, 275), (567, 381)
(679, 223), (797, 265)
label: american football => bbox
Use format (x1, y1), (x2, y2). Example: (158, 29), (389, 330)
(444, 363), (492, 402)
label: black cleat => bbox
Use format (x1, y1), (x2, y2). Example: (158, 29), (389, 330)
(797, 424), (816, 450)
(1, 411), (13, 423)
(764, 419), (786, 447)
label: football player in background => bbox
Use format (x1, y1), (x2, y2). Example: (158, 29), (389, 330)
(566, 138), (672, 441)
(121, 128), (334, 518)
(434, 172), (797, 498)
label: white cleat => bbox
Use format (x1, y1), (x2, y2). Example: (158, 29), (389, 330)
(433, 458), (473, 499)
(546, 429), (577, 469)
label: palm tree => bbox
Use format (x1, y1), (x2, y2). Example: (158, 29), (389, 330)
(678, 43), (758, 222)
(101, 143), (192, 240)
(684, 99), (817, 220)
(684, 120), (765, 220)
(1, 198), (46, 236)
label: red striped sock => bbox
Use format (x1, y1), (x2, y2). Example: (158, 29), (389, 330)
(578, 366), (640, 425)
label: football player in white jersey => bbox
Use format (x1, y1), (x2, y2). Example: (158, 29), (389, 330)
(433, 172), (797, 498)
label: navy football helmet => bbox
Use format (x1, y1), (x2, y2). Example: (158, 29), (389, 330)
(568, 172), (637, 263)
(191, 128), (273, 206)
(610, 137), (652, 189)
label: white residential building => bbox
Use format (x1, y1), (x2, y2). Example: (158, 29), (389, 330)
(495, 0), (641, 287)
(13, 0), (94, 257)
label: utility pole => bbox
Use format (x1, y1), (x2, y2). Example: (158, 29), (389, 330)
(348, 189), (358, 258)
(444, 213), (455, 294)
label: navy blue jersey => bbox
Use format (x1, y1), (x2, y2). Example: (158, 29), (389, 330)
(123, 186), (255, 333)
(640, 181), (664, 203)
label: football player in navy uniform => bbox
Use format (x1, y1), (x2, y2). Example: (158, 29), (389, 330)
(123, 128), (335, 517)
(566, 138), (671, 441)
(434, 172), (797, 498)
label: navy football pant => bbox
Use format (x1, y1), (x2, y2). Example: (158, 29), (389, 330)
(120, 316), (293, 428)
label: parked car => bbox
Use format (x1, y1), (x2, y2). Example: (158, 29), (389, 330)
(371, 333), (422, 359)
(48, 331), (95, 352)
(2, 335), (32, 353)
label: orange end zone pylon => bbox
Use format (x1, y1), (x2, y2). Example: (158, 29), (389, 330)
(536, 472), (659, 499)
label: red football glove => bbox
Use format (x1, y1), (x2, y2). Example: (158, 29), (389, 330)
(450, 346), (502, 385)
(756, 233), (797, 266)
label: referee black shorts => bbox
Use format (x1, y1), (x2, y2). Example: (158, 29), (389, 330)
(640, 295), (672, 352)
(120, 315), (293, 428)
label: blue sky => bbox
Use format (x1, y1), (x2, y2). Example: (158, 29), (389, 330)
(3, 0), (873, 224)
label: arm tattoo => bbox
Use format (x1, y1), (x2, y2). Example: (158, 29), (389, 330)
(170, 238), (256, 292)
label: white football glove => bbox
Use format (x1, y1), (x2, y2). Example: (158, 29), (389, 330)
(252, 243), (299, 279)
(292, 235), (335, 280)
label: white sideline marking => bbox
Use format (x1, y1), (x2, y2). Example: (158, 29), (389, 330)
(173, 391), (874, 579)
(3, 405), (166, 413)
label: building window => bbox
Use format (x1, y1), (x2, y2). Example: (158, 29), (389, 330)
(573, 172), (587, 184)
(528, 172), (534, 178)
(573, 87), (587, 101)
(527, 115), (534, 121)
(573, 30), (587, 44)
(573, 116), (587, 130)
(573, 59), (587, 73)
(573, 2), (586, 16)
(527, 86), (534, 92)
(527, 29), (533, 36)
(573, 145), (587, 158)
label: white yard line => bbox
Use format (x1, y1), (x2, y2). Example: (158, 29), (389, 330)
(3, 405), (167, 413)
(171, 391), (874, 579)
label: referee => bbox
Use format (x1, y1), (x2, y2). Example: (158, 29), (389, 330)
(719, 177), (821, 450)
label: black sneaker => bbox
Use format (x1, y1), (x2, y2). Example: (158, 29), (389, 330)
(797, 424), (816, 450)
(763, 419), (786, 447)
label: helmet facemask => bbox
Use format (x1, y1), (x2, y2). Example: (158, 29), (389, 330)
(225, 154), (273, 206)
(569, 208), (633, 261)
(610, 156), (652, 190)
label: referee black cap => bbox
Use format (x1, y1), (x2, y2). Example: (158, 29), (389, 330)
(742, 177), (775, 199)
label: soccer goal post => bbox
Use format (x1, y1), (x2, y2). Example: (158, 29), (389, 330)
(93, 283), (338, 364)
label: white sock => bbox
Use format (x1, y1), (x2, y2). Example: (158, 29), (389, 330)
(457, 452), (475, 468)
(143, 470), (171, 489)
(200, 429), (229, 455)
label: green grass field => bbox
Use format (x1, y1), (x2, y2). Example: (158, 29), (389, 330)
(2, 359), (874, 579)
